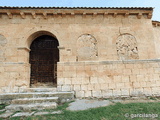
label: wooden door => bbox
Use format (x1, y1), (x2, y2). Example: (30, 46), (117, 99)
(29, 35), (59, 87)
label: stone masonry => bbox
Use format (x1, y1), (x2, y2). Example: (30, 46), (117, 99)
(57, 60), (160, 97)
(0, 7), (160, 98)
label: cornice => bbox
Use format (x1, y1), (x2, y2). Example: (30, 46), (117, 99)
(0, 7), (153, 19)
(152, 21), (160, 27)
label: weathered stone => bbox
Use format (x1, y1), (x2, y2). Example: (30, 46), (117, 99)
(116, 34), (139, 60)
(67, 99), (111, 111)
(61, 85), (71, 91)
(0, 111), (13, 118)
(77, 34), (98, 61)
(0, 109), (5, 112)
(50, 110), (63, 114)
(11, 97), (59, 104)
(73, 85), (81, 91)
(92, 91), (102, 98)
(76, 91), (85, 98)
(0, 92), (74, 104)
(12, 112), (35, 117)
(0, 35), (7, 46)
(23, 88), (57, 92)
(102, 90), (113, 97)
(5, 102), (57, 111)
(84, 91), (92, 97)
(34, 111), (50, 116)
(0, 7), (159, 99)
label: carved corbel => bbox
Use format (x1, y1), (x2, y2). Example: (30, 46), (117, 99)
(155, 23), (158, 27)
(31, 12), (36, 19)
(93, 13), (97, 17)
(82, 12), (86, 18)
(154, 22), (160, 27)
(147, 13), (152, 19)
(20, 12), (25, 19)
(71, 13), (75, 18)
(43, 13), (47, 19)
(104, 12), (108, 18)
(62, 13), (66, 17)
(53, 13), (57, 17)
(152, 22), (157, 27)
(7, 12), (13, 19)
(125, 13), (129, 18)
(137, 13), (142, 19)
(113, 13), (117, 18)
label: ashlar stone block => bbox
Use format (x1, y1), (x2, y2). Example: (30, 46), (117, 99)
(76, 91), (85, 98)
(61, 85), (71, 91)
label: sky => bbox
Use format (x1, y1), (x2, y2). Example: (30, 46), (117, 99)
(0, 0), (160, 21)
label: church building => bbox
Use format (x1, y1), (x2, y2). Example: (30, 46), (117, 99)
(0, 7), (160, 98)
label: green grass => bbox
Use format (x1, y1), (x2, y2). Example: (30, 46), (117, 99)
(0, 104), (6, 110)
(3, 102), (160, 120)
(0, 104), (6, 119)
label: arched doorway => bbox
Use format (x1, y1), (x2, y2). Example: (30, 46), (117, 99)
(29, 35), (59, 88)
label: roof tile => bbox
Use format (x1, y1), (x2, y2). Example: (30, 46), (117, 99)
(0, 6), (154, 10)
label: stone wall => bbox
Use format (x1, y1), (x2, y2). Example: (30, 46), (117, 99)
(0, 7), (159, 96)
(153, 25), (160, 58)
(57, 60), (160, 98)
(0, 62), (30, 93)
(0, 9), (156, 64)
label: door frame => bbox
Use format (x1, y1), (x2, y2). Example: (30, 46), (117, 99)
(29, 35), (59, 87)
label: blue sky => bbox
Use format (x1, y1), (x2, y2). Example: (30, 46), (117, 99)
(0, 0), (160, 21)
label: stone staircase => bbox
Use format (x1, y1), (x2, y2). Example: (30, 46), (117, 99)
(0, 88), (74, 112)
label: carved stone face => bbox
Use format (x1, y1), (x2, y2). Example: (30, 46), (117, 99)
(116, 34), (139, 60)
(77, 34), (98, 61)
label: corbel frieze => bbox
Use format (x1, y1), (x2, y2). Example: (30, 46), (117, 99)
(0, 9), (152, 20)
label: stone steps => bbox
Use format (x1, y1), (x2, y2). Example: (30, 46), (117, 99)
(11, 97), (59, 104)
(0, 91), (74, 104)
(5, 102), (57, 111)
(23, 88), (57, 92)
(0, 89), (74, 112)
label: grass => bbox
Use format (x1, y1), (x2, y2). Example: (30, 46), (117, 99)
(1, 102), (160, 120)
(0, 104), (6, 110)
(0, 104), (6, 118)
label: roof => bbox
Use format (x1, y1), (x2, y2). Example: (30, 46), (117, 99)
(152, 21), (160, 27)
(0, 6), (153, 19)
(0, 6), (154, 10)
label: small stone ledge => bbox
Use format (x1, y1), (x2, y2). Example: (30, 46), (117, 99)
(4, 62), (25, 64)
(0, 62), (29, 65)
(58, 46), (65, 49)
(58, 59), (160, 65)
(17, 47), (30, 52)
(1, 62), (30, 65)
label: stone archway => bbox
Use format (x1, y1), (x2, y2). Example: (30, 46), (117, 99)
(29, 35), (59, 88)
(116, 34), (139, 60)
(77, 34), (98, 61)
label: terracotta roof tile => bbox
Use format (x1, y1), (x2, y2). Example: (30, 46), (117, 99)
(0, 6), (154, 10)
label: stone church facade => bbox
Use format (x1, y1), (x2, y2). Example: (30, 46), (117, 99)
(0, 7), (160, 98)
